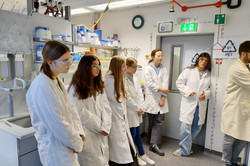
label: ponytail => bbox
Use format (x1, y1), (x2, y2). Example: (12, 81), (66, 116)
(40, 62), (54, 79)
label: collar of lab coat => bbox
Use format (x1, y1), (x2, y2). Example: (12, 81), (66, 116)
(237, 58), (250, 71)
(149, 62), (163, 75)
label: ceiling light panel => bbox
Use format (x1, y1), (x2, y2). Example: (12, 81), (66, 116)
(71, 8), (92, 15)
(88, 0), (167, 11)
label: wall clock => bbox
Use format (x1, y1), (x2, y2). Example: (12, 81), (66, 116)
(132, 15), (144, 29)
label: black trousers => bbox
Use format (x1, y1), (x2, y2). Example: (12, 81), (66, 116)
(147, 113), (165, 145)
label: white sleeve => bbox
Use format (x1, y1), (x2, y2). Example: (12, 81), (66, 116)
(145, 67), (159, 92)
(100, 92), (112, 133)
(125, 80), (139, 112)
(28, 83), (84, 152)
(176, 69), (193, 97)
(68, 87), (102, 134)
(161, 68), (169, 97)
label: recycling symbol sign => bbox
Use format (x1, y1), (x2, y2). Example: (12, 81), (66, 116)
(191, 53), (199, 64)
(222, 40), (237, 57)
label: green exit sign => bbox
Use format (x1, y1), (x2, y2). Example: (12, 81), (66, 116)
(180, 23), (197, 32)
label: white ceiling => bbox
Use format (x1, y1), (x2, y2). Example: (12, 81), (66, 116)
(0, 0), (200, 15)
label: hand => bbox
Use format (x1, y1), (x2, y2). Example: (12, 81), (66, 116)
(100, 131), (108, 136)
(158, 100), (165, 107)
(199, 91), (205, 101)
(190, 92), (196, 96)
(138, 108), (143, 116)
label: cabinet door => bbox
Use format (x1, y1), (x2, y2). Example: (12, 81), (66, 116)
(19, 149), (42, 166)
(18, 136), (37, 156)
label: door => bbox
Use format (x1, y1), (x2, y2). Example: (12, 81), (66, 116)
(161, 34), (214, 146)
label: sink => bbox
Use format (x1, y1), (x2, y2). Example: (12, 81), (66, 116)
(7, 115), (32, 128)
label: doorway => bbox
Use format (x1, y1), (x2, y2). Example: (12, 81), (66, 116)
(161, 34), (214, 146)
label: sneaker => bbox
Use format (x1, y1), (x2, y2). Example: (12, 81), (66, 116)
(140, 154), (155, 165)
(190, 149), (194, 154)
(173, 149), (182, 157)
(149, 144), (165, 156)
(137, 155), (147, 166)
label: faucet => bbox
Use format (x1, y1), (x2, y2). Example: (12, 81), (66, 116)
(13, 77), (26, 90)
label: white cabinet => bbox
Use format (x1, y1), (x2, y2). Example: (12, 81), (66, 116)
(0, 127), (42, 166)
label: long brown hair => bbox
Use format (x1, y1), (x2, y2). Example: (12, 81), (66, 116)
(105, 55), (127, 103)
(68, 55), (104, 100)
(40, 40), (70, 79)
(188, 52), (211, 71)
(148, 49), (162, 63)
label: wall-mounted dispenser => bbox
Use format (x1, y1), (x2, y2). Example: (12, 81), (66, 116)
(0, 52), (10, 81)
(14, 52), (24, 78)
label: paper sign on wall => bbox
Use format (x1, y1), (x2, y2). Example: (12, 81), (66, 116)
(213, 38), (247, 59)
(183, 50), (211, 70)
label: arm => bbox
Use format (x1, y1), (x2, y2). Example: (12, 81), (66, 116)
(145, 67), (159, 92)
(100, 91), (112, 134)
(125, 80), (139, 112)
(176, 69), (194, 97)
(160, 68), (170, 96)
(32, 84), (84, 152)
(69, 88), (102, 134)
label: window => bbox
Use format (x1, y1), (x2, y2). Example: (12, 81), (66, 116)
(170, 45), (183, 92)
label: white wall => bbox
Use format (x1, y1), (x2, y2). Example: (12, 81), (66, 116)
(71, 0), (250, 153)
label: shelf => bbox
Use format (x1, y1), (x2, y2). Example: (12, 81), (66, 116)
(74, 44), (120, 50)
(33, 40), (74, 45)
(34, 41), (120, 50)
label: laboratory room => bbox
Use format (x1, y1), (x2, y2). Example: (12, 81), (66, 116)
(0, 0), (250, 166)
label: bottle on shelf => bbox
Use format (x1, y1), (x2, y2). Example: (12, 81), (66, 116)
(81, 34), (86, 43)
(36, 45), (44, 61)
(118, 40), (121, 48)
(107, 36), (111, 46)
(76, 30), (82, 44)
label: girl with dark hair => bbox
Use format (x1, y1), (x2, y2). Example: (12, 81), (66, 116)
(104, 55), (137, 166)
(69, 55), (112, 166)
(173, 52), (211, 157)
(68, 55), (112, 166)
(26, 41), (85, 166)
(144, 49), (169, 156)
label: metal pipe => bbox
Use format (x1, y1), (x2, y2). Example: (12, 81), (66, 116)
(7, 94), (14, 117)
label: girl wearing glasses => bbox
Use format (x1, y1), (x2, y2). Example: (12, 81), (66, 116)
(104, 56), (136, 166)
(125, 57), (155, 166)
(26, 41), (85, 166)
(144, 49), (169, 156)
(68, 55), (112, 166)
(173, 52), (211, 157)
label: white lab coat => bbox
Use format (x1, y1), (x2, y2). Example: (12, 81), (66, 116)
(221, 59), (250, 142)
(144, 65), (169, 114)
(176, 67), (211, 125)
(26, 73), (84, 166)
(103, 75), (136, 164)
(68, 86), (112, 166)
(125, 74), (144, 128)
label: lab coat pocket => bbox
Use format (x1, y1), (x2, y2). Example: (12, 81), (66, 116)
(239, 101), (250, 119)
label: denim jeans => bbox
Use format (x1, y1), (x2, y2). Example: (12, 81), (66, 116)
(130, 126), (145, 156)
(221, 134), (248, 165)
(179, 106), (202, 156)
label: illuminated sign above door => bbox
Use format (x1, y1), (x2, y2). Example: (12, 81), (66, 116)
(180, 23), (197, 32)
